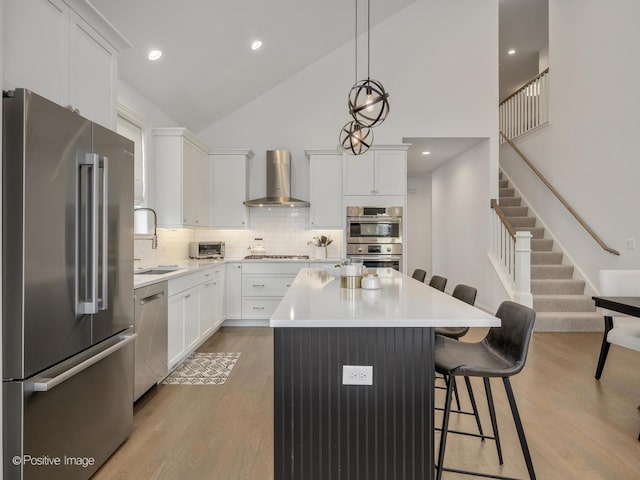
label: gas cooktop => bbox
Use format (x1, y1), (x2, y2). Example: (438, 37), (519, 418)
(244, 254), (310, 260)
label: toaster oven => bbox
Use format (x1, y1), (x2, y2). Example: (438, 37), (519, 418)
(188, 241), (225, 259)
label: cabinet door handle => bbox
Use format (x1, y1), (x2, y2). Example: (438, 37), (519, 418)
(204, 273), (211, 277)
(195, 220), (199, 223)
(237, 265), (241, 269)
(286, 284), (292, 287)
(253, 284), (265, 287)
(252, 306), (265, 310)
(185, 294), (191, 299)
(213, 282), (217, 285)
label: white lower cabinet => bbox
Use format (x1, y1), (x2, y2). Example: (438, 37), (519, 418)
(225, 262), (243, 320)
(167, 265), (225, 370)
(167, 293), (186, 370)
(240, 262), (309, 320)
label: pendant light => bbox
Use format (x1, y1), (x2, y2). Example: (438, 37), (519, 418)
(349, 0), (390, 128)
(340, 0), (374, 155)
(340, 119), (374, 156)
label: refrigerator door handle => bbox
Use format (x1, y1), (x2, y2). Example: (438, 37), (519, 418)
(99, 155), (109, 311)
(77, 153), (100, 315)
(32, 334), (137, 392)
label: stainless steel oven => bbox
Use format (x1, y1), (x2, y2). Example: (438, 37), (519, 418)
(347, 243), (403, 271)
(346, 206), (402, 244)
(346, 207), (403, 271)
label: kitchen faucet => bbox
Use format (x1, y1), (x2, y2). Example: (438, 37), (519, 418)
(134, 207), (158, 249)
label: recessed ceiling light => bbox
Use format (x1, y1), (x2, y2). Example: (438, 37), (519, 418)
(422, 151), (431, 155)
(148, 49), (162, 61)
(251, 40), (263, 51)
(508, 49), (516, 55)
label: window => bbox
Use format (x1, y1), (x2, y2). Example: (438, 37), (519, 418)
(116, 110), (145, 205)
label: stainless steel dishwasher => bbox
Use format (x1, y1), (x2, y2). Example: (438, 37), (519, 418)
(134, 281), (168, 401)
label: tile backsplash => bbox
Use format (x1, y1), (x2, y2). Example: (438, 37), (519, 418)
(134, 207), (343, 267)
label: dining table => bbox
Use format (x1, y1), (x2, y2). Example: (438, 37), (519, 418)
(270, 267), (500, 480)
(592, 295), (640, 441)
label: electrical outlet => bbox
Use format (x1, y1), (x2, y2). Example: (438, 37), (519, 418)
(342, 365), (373, 385)
(627, 238), (636, 250)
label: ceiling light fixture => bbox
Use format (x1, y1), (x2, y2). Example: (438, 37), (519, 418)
(348, 0), (390, 129)
(251, 40), (263, 51)
(340, 120), (374, 156)
(340, 0), (389, 155)
(148, 49), (162, 61)
(422, 151), (431, 155)
(508, 49), (516, 55)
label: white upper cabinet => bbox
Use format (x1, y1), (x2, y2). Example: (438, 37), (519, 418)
(68, 11), (117, 129)
(343, 146), (408, 196)
(211, 149), (253, 228)
(3, 0), (130, 130)
(154, 128), (212, 228)
(306, 150), (343, 228)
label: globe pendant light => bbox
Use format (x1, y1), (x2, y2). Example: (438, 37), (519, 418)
(349, 0), (390, 128)
(340, 120), (374, 156)
(340, 0), (374, 155)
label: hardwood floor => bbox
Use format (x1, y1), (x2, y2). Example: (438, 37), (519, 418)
(93, 327), (640, 480)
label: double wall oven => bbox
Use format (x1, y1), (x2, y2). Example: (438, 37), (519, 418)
(346, 206), (403, 271)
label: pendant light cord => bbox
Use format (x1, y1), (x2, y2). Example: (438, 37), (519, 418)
(355, 0), (358, 84)
(367, 0), (370, 80)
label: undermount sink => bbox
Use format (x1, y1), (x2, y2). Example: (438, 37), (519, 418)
(135, 267), (180, 275)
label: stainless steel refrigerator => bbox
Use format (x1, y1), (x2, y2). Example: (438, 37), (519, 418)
(3, 89), (135, 479)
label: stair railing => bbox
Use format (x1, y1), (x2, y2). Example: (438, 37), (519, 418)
(490, 199), (533, 307)
(499, 131), (620, 256)
(499, 68), (549, 142)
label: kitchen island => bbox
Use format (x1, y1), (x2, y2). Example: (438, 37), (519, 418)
(270, 267), (500, 480)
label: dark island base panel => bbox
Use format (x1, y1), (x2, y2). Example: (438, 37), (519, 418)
(274, 327), (435, 480)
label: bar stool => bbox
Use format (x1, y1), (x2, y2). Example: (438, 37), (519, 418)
(412, 268), (427, 282)
(429, 275), (447, 292)
(434, 285), (482, 431)
(435, 301), (537, 480)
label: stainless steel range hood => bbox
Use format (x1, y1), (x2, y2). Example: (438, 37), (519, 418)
(244, 150), (310, 207)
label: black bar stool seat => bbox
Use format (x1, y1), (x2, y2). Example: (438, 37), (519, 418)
(436, 335), (519, 377)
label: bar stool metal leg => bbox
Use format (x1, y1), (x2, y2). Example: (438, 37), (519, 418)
(503, 378), (537, 480)
(484, 377), (504, 465)
(465, 376), (484, 437)
(435, 379), (455, 480)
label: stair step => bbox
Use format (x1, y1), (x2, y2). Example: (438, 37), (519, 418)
(499, 171), (503, 180)
(499, 187), (515, 198)
(531, 239), (554, 251)
(533, 295), (596, 312)
(531, 265), (574, 279)
(508, 216), (536, 228)
(533, 312), (603, 332)
(501, 206), (528, 217)
(531, 251), (563, 265)
(531, 279), (586, 295)
(499, 197), (522, 207)
(499, 179), (509, 188)
(515, 226), (545, 238)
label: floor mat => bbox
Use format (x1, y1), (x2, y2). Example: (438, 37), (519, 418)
(163, 352), (241, 385)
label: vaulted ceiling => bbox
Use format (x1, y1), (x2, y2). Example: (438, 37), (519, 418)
(92, 0), (416, 133)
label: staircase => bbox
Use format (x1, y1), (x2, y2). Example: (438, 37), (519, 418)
(498, 171), (602, 331)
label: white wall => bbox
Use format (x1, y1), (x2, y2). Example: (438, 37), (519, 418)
(198, 0), (500, 204)
(432, 140), (507, 311)
(501, 0), (640, 292)
(407, 175), (432, 276)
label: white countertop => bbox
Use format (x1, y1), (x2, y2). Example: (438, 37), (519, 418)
(133, 258), (342, 289)
(270, 267), (501, 328)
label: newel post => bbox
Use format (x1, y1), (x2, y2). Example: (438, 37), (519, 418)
(514, 231), (533, 307)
